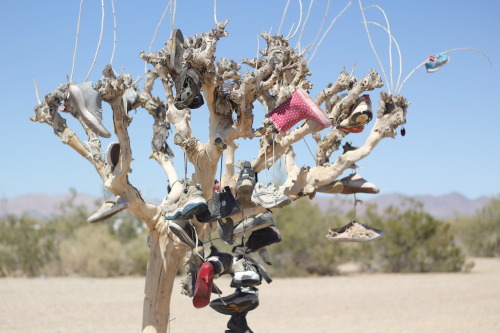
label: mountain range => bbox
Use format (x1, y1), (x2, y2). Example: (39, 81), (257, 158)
(0, 191), (490, 220)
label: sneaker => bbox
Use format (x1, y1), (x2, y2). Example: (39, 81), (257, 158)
(199, 186), (241, 223)
(106, 141), (120, 169)
(251, 183), (291, 209)
(231, 270), (261, 288)
(168, 219), (197, 249)
(218, 217), (235, 245)
(206, 245), (233, 276)
(66, 82), (111, 138)
(326, 221), (383, 242)
(164, 183), (208, 220)
(168, 29), (184, 76)
(233, 212), (274, 240)
(339, 173), (379, 194)
(425, 53), (450, 73)
(245, 226), (282, 252)
(226, 312), (254, 333)
(236, 161), (256, 199)
(317, 173), (379, 194)
(209, 287), (259, 315)
(267, 88), (331, 133)
(87, 196), (128, 223)
(193, 262), (214, 308)
(339, 94), (372, 129)
(233, 250), (272, 284)
(123, 87), (139, 112)
(174, 66), (204, 110)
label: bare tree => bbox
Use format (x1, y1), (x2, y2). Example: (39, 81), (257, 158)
(31, 19), (408, 332)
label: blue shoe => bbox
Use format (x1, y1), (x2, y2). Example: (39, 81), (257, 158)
(425, 53), (450, 73)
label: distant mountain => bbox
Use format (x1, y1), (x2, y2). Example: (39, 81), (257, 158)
(312, 192), (490, 220)
(0, 191), (491, 220)
(0, 193), (100, 220)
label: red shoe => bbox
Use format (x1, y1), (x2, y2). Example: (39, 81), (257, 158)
(339, 125), (364, 133)
(193, 262), (214, 309)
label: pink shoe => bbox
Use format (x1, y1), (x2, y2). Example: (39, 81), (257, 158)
(267, 88), (331, 133)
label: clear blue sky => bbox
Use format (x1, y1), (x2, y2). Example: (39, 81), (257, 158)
(0, 0), (499, 201)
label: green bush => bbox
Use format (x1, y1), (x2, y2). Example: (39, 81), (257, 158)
(58, 225), (130, 277)
(452, 197), (500, 257)
(359, 199), (471, 273)
(269, 198), (348, 277)
(0, 214), (57, 277)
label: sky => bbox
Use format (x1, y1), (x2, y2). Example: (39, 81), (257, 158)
(0, 0), (499, 202)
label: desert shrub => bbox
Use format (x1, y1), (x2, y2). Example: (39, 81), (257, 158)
(58, 224), (130, 277)
(125, 230), (150, 275)
(452, 197), (500, 257)
(359, 198), (470, 273)
(269, 198), (348, 277)
(0, 215), (57, 277)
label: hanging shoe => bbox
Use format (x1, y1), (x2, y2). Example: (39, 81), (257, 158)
(209, 287), (259, 315)
(231, 258), (261, 287)
(232, 212), (274, 240)
(65, 82), (111, 138)
(193, 262), (214, 308)
(317, 173), (379, 194)
(338, 94), (372, 129)
(245, 225), (282, 253)
(225, 312), (255, 333)
(217, 217), (235, 245)
(174, 66), (205, 110)
(168, 219), (197, 249)
(257, 247), (273, 265)
(425, 53), (450, 73)
(87, 196), (128, 223)
(206, 245), (234, 276)
(123, 87), (140, 112)
(267, 88), (330, 133)
(168, 29), (184, 76)
(106, 141), (120, 169)
(164, 183), (208, 220)
(236, 161), (256, 199)
(199, 186), (240, 223)
(326, 221), (383, 242)
(251, 183), (291, 209)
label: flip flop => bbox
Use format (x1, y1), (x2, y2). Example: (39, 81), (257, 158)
(193, 262), (214, 308)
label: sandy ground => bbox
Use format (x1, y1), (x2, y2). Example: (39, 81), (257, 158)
(1, 258), (499, 333)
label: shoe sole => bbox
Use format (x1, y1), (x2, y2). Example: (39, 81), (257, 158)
(209, 294), (259, 315)
(88, 201), (128, 223)
(233, 218), (273, 238)
(164, 198), (208, 220)
(193, 262), (214, 309)
(168, 222), (195, 248)
(236, 181), (254, 198)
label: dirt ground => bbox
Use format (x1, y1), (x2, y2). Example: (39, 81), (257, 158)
(1, 258), (499, 333)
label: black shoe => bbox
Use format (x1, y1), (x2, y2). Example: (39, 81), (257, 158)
(199, 186), (240, 223)
(210, 288), (259, 315)
(217, 217), (235, 245)
(245, 225), (282, 252)
(236, 161), (256, 199)
(227, 312), (254, 333)
(174, 66), (204, 109)
(206, 245), (233, 276)
(168, 219), (197, 248)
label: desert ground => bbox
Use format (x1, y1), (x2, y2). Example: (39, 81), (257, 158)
(1, 258), (499, 333)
